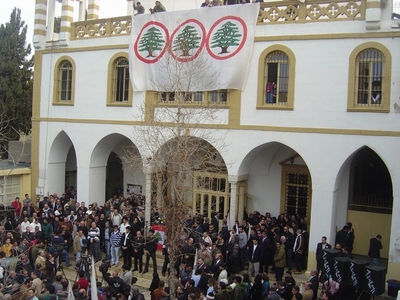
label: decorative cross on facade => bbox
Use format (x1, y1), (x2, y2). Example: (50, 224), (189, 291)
(311, 6), (320, 17)
(328, 5), (339, 16)
(347, 4), (357, 15)
(99, 23), (106, 35)
(114, 22), (122, 34)
(270, 9), (279, 19)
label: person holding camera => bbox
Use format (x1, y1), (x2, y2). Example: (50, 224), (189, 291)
(73, 230), (87, 268)
(88, 222), (101, 262)
(103, 270), (125, 296)
(50, 232), (71, 267)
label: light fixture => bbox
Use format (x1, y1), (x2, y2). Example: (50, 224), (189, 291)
(290, 151), (295, 164)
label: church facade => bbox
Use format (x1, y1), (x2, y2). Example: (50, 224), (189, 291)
(31, 0), (400, 277)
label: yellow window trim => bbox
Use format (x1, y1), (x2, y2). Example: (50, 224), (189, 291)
(107, 52), (133, 106)
(52, 56), (76, 105)
(347, 42), (391, 113)
(257, 45), (296, 110)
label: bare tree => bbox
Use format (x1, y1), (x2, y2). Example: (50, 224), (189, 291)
(0, 100), (30, 207)
(123, 51), (229, 296)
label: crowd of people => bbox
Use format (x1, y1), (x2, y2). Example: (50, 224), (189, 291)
(0, 190), (384, 300)
(148, 210), (340, 300)
(0, 191), (152, 300)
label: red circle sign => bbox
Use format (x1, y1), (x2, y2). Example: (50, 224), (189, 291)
(206, 16), (247, 60)
(169, 19), (206, 63)
(134, 21), (169, 64)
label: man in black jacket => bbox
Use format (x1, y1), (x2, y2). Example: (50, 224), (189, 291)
(247, 238), (262, 277)
(308, 269), (319, 300)
(132, 230), (144, 273)
(103, 270), (125, 296)
(368, 234), (383, 266)
(293, 229), (304, 274)
(315, 236), (331, 277)
(143, 229), (157, 273)
(120, 226), (134, 270)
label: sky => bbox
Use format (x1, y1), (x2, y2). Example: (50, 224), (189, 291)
(0, 1), (126, 54)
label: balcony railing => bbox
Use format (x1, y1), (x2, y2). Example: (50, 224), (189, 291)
(71, 16), (132, 40)
(70, 1), (366, 40)
(258, 0), (365, 23)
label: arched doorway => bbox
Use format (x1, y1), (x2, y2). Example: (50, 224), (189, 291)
(347, 146), (393, 258)
(47, 131), (77, 196)
(151, 137), (228, 220)
(106, 152), (124, 199)
(90, 134), (142, 205)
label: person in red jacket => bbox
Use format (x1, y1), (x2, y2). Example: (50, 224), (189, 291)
(76, 270), (89, 291)
(11, 196), (22, 217)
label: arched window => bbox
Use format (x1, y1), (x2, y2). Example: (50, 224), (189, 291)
(107, 53), (132, 106)
(59, 61), (73, 101)
(113, 58), (130, 102)
(355, 49), (383, 106)
(257, 45), (295, 110)
(53, 57), (75, 105)
(265, 51), (289, 105)
(348, 43), (391, 112)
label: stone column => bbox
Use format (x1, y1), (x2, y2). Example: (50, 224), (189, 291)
(33, 0), (47, 49)
(237, 184), (245, 223)
(144, 166), (153, 228)
(87, 0), (100, 20)
(127, 0), (134, 16)
(307, 183), (337, 271)
(366, 0), (381, 30)
(59, 0), (74, 46)
(229, 180), (238, 229)
(157, 173), (162, 208)
(77, 0), (87, 21)
(46, 0), (56, 41)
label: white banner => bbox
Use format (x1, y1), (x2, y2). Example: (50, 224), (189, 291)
(130, 4), (259, 92)
(90, 258), (98, 300)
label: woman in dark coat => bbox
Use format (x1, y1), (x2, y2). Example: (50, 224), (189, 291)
(226, 244), (241, 276)
(45, 253), (57, 280)
(249, 274), (263, 300)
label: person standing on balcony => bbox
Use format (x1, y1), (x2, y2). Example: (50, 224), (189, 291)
(149, 1), (166, 13)
(134, 2), (145, 15)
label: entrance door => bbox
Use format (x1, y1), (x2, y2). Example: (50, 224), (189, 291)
(280, 165), (312, 221)
(192, 172), (229, 219)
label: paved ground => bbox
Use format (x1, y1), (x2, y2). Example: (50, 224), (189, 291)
(59, 258), (309, 298)
(58, 253), (394, 299)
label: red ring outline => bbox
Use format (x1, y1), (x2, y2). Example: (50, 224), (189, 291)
(134, 21), (169, 64)
(206, 16), (247, 60)
(168, 19), (206, 63)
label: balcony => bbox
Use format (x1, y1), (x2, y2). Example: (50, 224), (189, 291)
(70, 0), (366, 40)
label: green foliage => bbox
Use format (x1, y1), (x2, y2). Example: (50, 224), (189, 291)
(172, 25), (201, 57)
(138, 27), (165, 57)
(0, 8), (33, 141)
(210, 21), (241, 54)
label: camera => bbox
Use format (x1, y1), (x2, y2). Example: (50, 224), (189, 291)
(99, 260), (111, 274)
(47, 243), (67, 255)
(81, 239), (88, 254)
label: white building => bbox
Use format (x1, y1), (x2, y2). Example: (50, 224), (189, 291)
(31, 0), (400, 278)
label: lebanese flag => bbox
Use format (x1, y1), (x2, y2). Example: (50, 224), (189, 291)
(130, 4), (259, 92)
